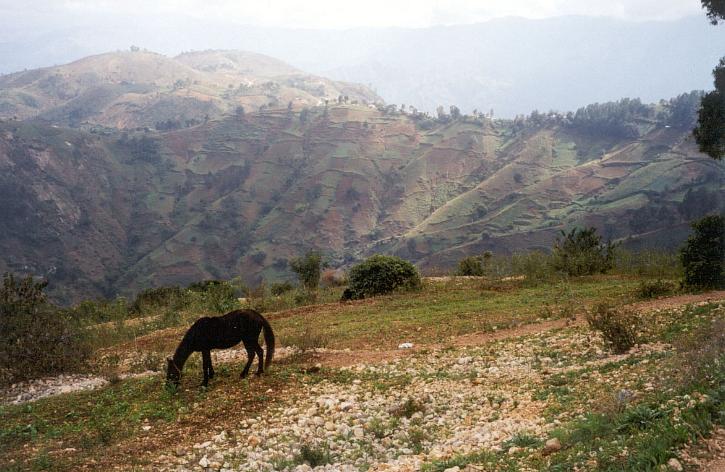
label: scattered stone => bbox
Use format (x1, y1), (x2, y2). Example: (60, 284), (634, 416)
(667, 458), (683, 471)
(198, 455), (209, 468)
(398, 342), (414, 349)
(543, 438), (561, 455)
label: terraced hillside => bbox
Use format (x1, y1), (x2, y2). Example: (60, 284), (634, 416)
(1, 97), (722, 302)
(0, 50), (380, 129)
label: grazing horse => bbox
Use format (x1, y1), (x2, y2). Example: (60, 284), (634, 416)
(166, 309), (275, 387)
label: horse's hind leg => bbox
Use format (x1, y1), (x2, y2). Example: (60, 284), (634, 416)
(254, 341), (264, 376)
(201, 350), (212, 387)
(240, 343), (256, 379)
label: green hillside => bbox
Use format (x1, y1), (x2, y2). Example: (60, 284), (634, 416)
(1, 93), (722, 303)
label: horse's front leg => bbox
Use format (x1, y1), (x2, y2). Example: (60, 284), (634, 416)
(201, 350), (212, 387)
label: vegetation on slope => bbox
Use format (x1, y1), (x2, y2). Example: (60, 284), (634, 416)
(1, 93), (721, 303)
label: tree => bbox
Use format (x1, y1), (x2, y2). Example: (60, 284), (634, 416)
(695, 1), (725, 159)
(702, 0), (725, 24)
(551, 227), (616, 276)
(693, 59), (725, 159)
(680, 214), (725, 290)
(289, 251), (324, 291)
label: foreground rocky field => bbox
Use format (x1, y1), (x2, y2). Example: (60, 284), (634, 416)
(1, 279), (723, 471)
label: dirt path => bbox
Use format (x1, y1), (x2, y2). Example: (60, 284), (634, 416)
(312, 290), (725, 368)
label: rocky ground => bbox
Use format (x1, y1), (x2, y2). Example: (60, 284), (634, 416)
(146, 310), (715, 471)
(2, 292), (723, 471)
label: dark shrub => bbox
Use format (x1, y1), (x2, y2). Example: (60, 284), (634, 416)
(586, 303), (640, 354)
(131, 286), (183, 313)
(456, 252), (492, 276)
(680, 214), (725, 290)
(188, 280), (237, 313)
(636, 279), (677, 299)
(289, 252), (324, 291)
(346, 255), (421, 299)
(0, 274), (91, 385)
(552, 227), (616, 276)
(270, 281), (294, 296)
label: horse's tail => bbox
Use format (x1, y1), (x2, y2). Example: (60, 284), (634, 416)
(260, 313), (275, 369)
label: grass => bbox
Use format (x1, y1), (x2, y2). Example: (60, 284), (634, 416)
(271, 276), (639, 350)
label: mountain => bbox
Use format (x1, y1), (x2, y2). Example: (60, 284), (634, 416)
(1, 93), (722, 303)
(1, 16), (724, 117)
(0, 50), (380, 129)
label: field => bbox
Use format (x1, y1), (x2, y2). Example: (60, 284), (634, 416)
(1, 275), (723, 471)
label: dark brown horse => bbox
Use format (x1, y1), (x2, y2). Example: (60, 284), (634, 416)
(166, 309), (275, 387)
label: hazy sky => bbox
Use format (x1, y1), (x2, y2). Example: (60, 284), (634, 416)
(0, 0), (705, 30)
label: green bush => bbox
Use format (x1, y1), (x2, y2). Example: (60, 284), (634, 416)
(680, 214), (724, 290)
(270, 281), (294, 296)
(131, 286), (183, 313)
(552, 227), (616, 276)
(187, 280), (237, 313)
(0, 273), (91, 385)
(295, 444), (333, 468)
(586, 303), (640, 354)
(636, 279), (677, 299)
(289, 252), (324, 291)
(511, 251), (556, 284)
(456, 252), (492, 276)
(346, 255), (421, 299)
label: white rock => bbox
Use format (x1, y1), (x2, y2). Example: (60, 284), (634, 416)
(667, 458), (683, 471)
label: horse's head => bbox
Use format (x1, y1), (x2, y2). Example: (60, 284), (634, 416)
(166, 357), (181, 386)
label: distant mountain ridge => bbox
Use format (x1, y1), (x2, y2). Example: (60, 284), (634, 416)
(1, 15), (723, 117)
(0, 49), (381, 129)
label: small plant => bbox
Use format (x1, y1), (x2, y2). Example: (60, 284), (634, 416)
(391, 398), (425, 418)
(551, 227), (617, 276)
(636, 279), (676, 299)
(503, 432), (544, 449)
(586, 303), (640, 354)
(289, 251), (325, 291)
(408, 427), (429, 454)
(270, 281), (294, 296)
(680, 214), (724, 290)
(345, 255), (422, 299)
(293, 289), (318, 305)
(616, 405), (665, 433)
(295, 443), (333, 467)
(282, 325), (328, 353)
